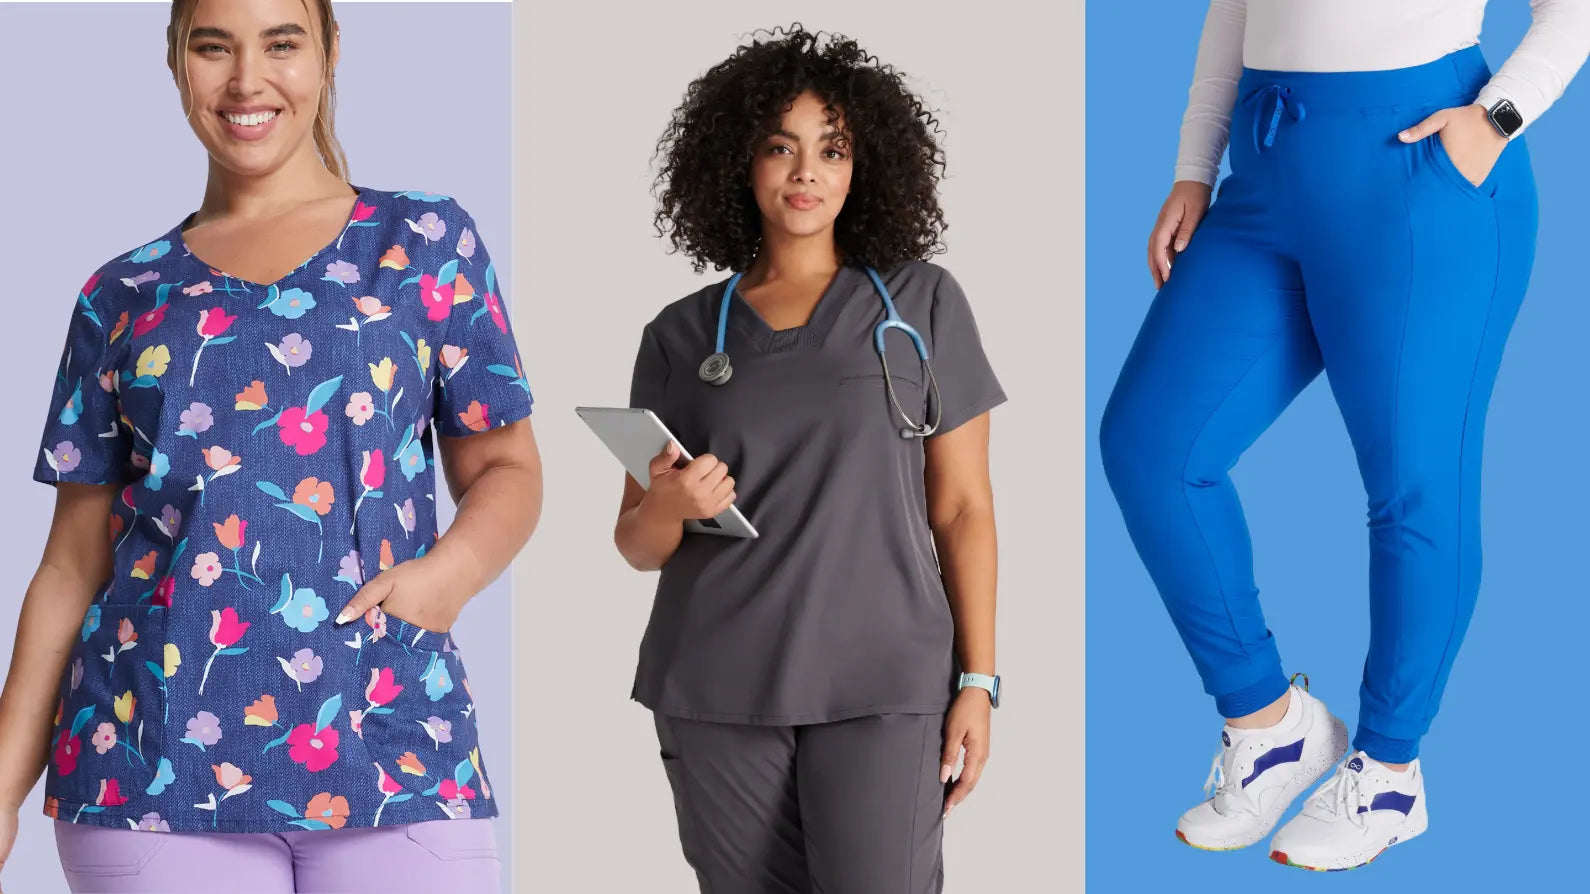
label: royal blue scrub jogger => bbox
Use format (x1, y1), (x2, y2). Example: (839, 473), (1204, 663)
(1101, 47), (1538, 763)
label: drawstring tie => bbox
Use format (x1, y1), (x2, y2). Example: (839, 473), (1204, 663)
(1244, 84), (1305, 152)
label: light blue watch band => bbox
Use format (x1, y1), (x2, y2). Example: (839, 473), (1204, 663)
(957, 672), (1000, 707)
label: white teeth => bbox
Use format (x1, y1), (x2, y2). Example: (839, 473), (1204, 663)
(223, 110), (279, 127)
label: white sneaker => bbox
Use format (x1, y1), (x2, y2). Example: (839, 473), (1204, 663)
(1269, 752), (1428, 871)
(1176, 679), (1349, 851)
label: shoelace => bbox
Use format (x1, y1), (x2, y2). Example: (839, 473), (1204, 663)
(1202, 745), (1257, 816)
(1243, 83), (1306, 153)
(1308, 762), (1372, 830)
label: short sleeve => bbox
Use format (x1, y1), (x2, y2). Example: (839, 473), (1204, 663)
(926, 267), (1006, 437)
(628, 322), (670, 413)
(431, 206), (535, 438)
(34, 271), (135, 485)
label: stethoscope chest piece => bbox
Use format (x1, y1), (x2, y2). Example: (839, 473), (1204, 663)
(699, 351), (733, 386)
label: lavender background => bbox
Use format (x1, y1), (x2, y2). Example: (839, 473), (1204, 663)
(0, 3), (514, 890)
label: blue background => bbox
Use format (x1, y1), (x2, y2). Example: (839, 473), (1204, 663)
(1087, 3), (1588, 889)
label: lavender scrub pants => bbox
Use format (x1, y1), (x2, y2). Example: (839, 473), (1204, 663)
(53, 818), (499, 893)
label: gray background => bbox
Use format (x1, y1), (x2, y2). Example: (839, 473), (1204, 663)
(514, 1), (1085, 890)
(0, 2), (515, 891)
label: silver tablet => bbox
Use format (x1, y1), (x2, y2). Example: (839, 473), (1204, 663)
(575, 406), (759, 539)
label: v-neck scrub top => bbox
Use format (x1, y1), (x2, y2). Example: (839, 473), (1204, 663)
(33, 188), (533, 834)
(628, 262), (1006, 725)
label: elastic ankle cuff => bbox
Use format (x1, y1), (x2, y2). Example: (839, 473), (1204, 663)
(1214, 670), (1291, 720)
(1354, 727), (1419, 763)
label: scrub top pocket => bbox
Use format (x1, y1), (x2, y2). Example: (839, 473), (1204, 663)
(47, 602), (170, 816)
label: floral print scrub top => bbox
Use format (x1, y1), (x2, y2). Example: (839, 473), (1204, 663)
(33, 188), (533, 834)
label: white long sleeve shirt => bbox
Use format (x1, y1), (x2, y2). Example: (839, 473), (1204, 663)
(1175, 1), (1590, 185)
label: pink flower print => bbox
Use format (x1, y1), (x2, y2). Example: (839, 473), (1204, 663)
(196, 306), (236, 338)
(97, 779), (128, 807)
(92, 722), (117, 755)
(485, 291), (508, 334)
(406, 212), (446, 243)
(324, 260), (360, 286)
(438, 779), (477, 801)
(352, 295), (391, 320)
(277, 406), (330, 456)
(365, 667), (403, 708)
(348, 709), (365, 739)
(179, 402), (214, 437)
(272, 333), (313, 373)
(419, 272), (454, 322)
(152, 575), (176, 608)
(371, 762), (409, 827)
(457, 228), (476, 259)
(181, 710), (222, 752)
(191, 552), (223, 587)
(132, 304), (168, 338)
(362, 449), (386, 490)
(351, 200), (376, 223)
(81, 273), (102, 297)
(199, 608), (249, 695)
(53, 730), (80, 775)
(364, 606), (387, 641)
(182, 281), (214, 297)
(49, 441), (81, 476)
(130, 452), (151, 471)
(345, 391), (376, 426)
(287, 723), (340, 772)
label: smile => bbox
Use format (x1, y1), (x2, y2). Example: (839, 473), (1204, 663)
(220, 110), (280, 127)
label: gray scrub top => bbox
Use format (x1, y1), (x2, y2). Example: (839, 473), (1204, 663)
(628, 261), (1006, 724)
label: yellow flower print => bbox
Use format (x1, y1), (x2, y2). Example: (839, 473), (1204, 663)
(416, 339), (432, 372)
(114, 691), (136, 724)
(164, 643), (182, 678)
(136, 345), (171, 378)
(369, 357), (396, 393)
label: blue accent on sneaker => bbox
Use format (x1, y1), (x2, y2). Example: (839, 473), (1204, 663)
(1355, 791), (1417, 816)
(1347, 756), (1364, 773)
(1240, 737), (1304, 788)
(1222, 730), (1231, 747)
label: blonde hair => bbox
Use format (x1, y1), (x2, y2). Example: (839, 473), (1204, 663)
(167, 0), (350, 181)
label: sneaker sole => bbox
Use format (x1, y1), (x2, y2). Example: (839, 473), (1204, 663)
(1268, 810), (1428, 871)
(1176, 714), (1350, 852)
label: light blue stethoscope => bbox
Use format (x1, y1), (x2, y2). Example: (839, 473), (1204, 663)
(697, 267), (942, 439)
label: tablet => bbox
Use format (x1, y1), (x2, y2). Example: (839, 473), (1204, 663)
(575, 406), (759, 539)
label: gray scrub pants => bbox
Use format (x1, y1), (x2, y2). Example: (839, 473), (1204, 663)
(654, 712), (948, 894)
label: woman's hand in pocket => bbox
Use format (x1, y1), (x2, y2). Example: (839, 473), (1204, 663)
(1147, 181), (1213, 288)
(333, 555), (462, 632)
(641, 443), (736, 523)
(1400, 103), (1507, 187)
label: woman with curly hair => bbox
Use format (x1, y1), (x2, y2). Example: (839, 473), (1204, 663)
(613, 25), (1006, 892)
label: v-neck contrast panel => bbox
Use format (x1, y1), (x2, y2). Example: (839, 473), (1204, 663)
(729, 265), (861, 353)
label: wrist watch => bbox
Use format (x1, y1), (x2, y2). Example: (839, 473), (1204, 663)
(957, 672), (1000, 708)
(1486, 99), (1523, 138)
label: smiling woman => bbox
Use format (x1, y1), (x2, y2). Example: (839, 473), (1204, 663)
(0, 2), (539, 893)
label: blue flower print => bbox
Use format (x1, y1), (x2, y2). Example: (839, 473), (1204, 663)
(396, 437), (426, 483)
(145, 758), (175, 796)
(145, 447), (170, 490)
(260, 286), (317, 320)
(80, 605), (102, 642)
(281, 587), (329, 633)
(422, 652), (454, 702)
(127, 240), (171, 263)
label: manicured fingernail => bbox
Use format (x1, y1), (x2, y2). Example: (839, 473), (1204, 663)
(943, 806), (954, 820)
(335, 611), (352, 624)
(940, 764), (953, 784)
(1174, 239), (1188, 252)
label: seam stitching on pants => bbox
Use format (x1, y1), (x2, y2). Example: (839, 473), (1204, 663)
(1177, 329), (1295, 673)
(667, 723), (714, 894)
(1380, 171), (1420, 713)
(907, 714), (935, 893)
(1424, 199), (1504, 730)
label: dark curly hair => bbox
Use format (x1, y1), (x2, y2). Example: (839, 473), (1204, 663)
(652, 24), (948, 274)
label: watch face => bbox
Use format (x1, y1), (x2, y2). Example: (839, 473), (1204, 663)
(1491, 100), (1523, 136)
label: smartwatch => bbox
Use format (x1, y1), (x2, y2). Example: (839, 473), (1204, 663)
(1486, 99), (1524, 138)
(957, 672), (1000, 708)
